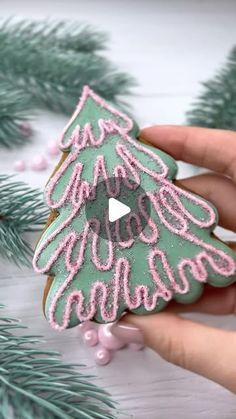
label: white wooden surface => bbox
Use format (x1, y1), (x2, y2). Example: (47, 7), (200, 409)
(1, 1), (236, 417)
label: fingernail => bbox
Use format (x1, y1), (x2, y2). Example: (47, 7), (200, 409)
(110, 322), (144, 344)
(141, 124), (153, 130)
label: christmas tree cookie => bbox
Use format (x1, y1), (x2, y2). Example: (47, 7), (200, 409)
(33, 86), (236, 330)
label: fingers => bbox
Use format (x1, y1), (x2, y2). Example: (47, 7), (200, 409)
(227, 241), (236, 252)
(178, 173), (236, 231)
(166, 284), (236, 315)
(121, 313), (236, 393)
(140, 126), (236, 182)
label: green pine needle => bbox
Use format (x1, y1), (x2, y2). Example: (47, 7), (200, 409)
(186, 45), (236, 129)
(0, 19), (135, 115)
(0, 175), (48, 266)
(0, 83), (32, 148)
(0, 305), (116, 419)
(0, 19), (108, 53)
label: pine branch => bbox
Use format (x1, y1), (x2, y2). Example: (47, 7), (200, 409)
(0, 19), (135, 115)
(0, 83), (32, 148)
(0, 175), (48, 266)
(0, 19), (108, 53)
(186, 46), (236, 129)
(0, 305), (116, 419)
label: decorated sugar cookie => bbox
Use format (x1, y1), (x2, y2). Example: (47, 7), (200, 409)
(33, 86), (236, 331)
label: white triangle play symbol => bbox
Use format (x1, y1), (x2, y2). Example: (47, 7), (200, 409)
(108, 198), (131, 222)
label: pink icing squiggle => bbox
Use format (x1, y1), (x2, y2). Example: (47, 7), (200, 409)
(148, 190), (235, 276)
(47, 138), (172, 210)
(34, 215), (114, 275)
(48, 258), (124, 331)
(116, 139), (169, 180)
(159, 183), (216, 228)
(114, 193), (159, 248)
(59, 86), (133, 151)
(46, 154), (83, 209)
(48, 255), (170, 330)
(48, 239), (235, 330)
(34, 87), (236, 330)
(35, 143), (235, 328)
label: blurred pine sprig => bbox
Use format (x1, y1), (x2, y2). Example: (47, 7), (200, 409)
(187, 46), (236, 129)
(0, 19), (135, 117)
(0, 175), (48, 266)
(0, 82), (32, 148)
(0, 19), (108, 53)
(0, 305), (116, 419)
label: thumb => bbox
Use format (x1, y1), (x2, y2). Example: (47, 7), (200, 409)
(112, 313), (236, 393)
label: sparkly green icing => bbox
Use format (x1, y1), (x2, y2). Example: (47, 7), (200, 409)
(34, 87), (236, 329)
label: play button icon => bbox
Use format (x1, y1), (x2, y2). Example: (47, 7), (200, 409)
(108, 198), (131, 222)
(85, 177), (151, 242)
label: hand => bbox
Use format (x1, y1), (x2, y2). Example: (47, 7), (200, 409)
(111, 126), (236, 393)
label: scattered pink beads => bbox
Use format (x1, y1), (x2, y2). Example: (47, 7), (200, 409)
(83, 329), (98, 347)
(19, 121), (32, 138)
(98, 324), (125, 351)
(78, 321), (144, 365)
(78, 321), (93, 333)
(13, 134), (60, 175)
(94, 348), (112, 366)
(14, 160), (26, 172)
(31, 155), (48, 171)
(47, 140), (60, 156)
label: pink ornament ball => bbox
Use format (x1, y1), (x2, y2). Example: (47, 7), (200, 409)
(47, 140), (60, 156)
(31, 155), (48, 171)
(94, 348), (112, 366)
(98, 324), (126, 351)
(78, 321), (94, 334)
(83, 329), (98, 347)
(19, 121), (32, 138)
(14, 160), (26, 172)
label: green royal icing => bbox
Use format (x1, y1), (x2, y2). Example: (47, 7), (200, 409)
(34, 87), (236, 329)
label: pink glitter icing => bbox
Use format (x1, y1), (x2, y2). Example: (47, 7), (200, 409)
(33, 86), (236, 331)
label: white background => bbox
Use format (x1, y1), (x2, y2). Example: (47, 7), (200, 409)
(1, 1), (236, 418)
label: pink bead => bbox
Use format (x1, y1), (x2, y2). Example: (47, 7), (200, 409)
(83, 329), (98, 347)
(94, 348), (112, 366)
(47, 140), (60, 156)
(98, 324), (125, 351)
(31, 155), (48, 171)
(14, 160), (26, 172)
(19, 121), (32, 138)
(78, 321), (94, 334)
(128, 343), (145, 351)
